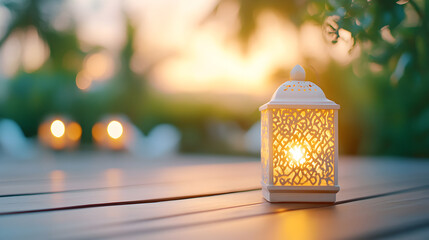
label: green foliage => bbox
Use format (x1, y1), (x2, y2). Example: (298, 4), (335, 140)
(325, 0), (429, 156)
(213, 0), (429, 156)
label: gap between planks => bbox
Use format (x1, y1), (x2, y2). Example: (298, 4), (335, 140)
(69, 185), (429, 240)
(2, 183), (429, 218)
(100, 185), (429, 234)
(0, 187), (260, 216)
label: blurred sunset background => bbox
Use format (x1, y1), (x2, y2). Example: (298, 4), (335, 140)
(0, 0), (428, 159)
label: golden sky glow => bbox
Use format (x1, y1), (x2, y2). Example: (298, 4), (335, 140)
(0, 0), (358, 96)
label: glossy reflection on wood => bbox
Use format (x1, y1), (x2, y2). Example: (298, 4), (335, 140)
(0, 155), (429, 239)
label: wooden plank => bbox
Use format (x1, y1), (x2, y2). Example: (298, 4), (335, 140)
(0, 156), (423, 196)
(1, 157), (429, 214)
(0, 164), (260, 214)
(1, 182), (428, 239)
(385, 226), (429, 240)
(0, 162), (259, 197)
(0, 191), (263, 239)
(1, 155), (419, 195)
(1, 159), (429, 239)
(0, 154), (258, 195)
(61, 188), (429, 240)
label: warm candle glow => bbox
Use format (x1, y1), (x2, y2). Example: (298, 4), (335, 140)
(92, 117), (132, 150)
(50, 120), (65, 138)
(107, 120), (123, 139)
(290, 146), (305, 165)
(92, 122), (105, 142)
(66, 122), (82, 141)
(39, 118), (82, 150)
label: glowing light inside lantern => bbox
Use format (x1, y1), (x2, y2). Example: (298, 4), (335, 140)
(107, 121), (123, 139)
(50, 120), (65, 138)
(290, 146), (305, 165)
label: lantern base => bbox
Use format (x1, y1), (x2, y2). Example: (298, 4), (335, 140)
(262, 185), (339, 203)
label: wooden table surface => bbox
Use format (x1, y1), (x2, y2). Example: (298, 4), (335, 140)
(1, 153), (429, 240)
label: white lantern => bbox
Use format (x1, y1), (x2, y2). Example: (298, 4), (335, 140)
(260, 65), (340, 202)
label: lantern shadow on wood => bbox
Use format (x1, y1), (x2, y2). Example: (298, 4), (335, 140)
(260, 65), (340, 203)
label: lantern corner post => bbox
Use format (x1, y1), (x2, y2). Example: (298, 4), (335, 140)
(268, 108), (274, 187)
(261, 108), (274, 202)
(334, 108), (339, 187)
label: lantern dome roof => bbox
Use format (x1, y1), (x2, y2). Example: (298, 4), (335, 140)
(260, 65), (339, 110)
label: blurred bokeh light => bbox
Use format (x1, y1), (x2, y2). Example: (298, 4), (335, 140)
(107, 121), (123, 140)
(39, 117), (82, 150)
(92, 116), (133, 151)
(51, 120), (65, 138)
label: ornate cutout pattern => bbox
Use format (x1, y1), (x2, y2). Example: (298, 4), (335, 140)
(261, 110), (269, 184)
(272, 109), (335, 186)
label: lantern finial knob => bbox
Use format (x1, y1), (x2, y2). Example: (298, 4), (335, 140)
(290, 65), (305, 81)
